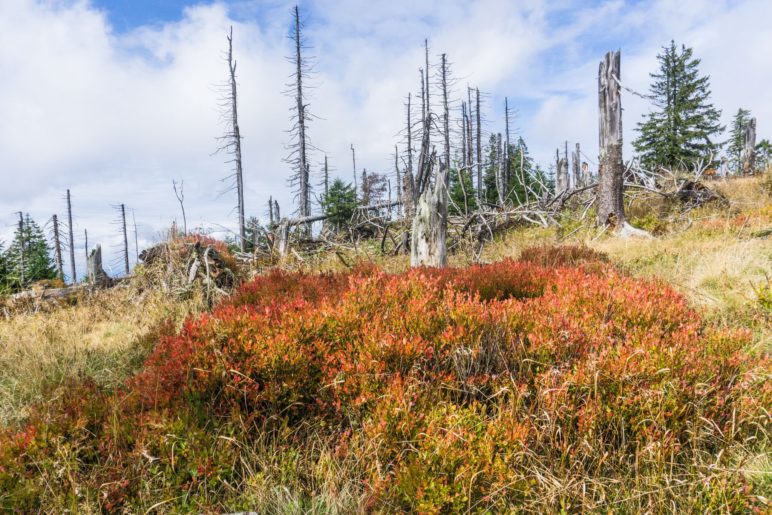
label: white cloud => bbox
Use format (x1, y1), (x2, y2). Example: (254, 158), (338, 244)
(0, 0), (769, 277)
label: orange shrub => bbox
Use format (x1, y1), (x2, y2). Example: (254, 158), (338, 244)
(1, 259), (769, 512)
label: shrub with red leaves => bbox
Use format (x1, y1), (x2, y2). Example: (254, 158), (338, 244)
(1, 259), (769, 512)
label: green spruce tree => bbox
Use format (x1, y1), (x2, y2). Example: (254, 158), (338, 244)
(756, 139), (772, 171)
(482, 134), (501, 207)
(320, 179), (357, 231)
(726, 108), (751, 173)
(0, 241), (9, 293)
(5, 214), (57, 290)
(633, 41), (724, 171)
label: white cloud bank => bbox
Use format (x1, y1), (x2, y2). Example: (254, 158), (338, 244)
(0, 0), (769, 276)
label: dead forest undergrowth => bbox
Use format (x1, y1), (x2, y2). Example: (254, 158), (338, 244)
(0, 175), (770, 512)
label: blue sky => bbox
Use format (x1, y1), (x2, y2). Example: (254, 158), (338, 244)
(0, 0), (770, 278)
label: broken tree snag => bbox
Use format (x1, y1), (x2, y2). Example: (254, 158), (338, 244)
(276, 219), (291, 257)
(555, 149), (569, 195)
(87, 245), (112, 286)
(742, 117), (757, 175)
(572, 143), (582, 188)
(411, 161), (448, 268)
(597, 50), (625, 227)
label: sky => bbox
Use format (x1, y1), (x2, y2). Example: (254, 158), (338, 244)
(0, 0), (770, 279)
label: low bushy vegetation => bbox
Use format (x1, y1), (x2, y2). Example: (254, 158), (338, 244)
(1, 252), (769, 512)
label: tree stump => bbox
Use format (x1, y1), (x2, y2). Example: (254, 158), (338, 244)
(87, 245), (112, 286)
(411, 164), (448, 268)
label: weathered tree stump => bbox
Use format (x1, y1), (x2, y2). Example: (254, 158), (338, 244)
(411, 164), (448, 268)
(87, 245), (112, 286)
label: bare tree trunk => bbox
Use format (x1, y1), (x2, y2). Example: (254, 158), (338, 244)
(424, 39), (431, 147)
(411, 160), (448, 267)
(323, 155), (329, 197)
(87, 245), (111, 286)
(742, 117), (757, 175)
(441, 54), (450, 182)
(276, 219), (290, 257)
(475, 87), (482, 204)
(504, 97), (511, 190)
(274, 199), (280, 222)
(120, 204), (130, 275)
(597, 50), (625, 226)
(132, 209), (139, 263)
(394, 145), (402, 216)
(173, 180), (187, 235)
(496, 134), (505, 206)
(84, 229), (88, 271)
(52, 214), (64, 280)
(226, 27), (246, 251)
(66, 189), (76, 283)
(268, 196), (274, 226)
(572, 143), (581, 188)
(292, 8), (310, 231)
(351, 144), (357, 193)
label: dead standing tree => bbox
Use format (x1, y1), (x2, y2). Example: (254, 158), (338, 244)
(411, 161), (448, 267)
(173, 180), (187, 235)
(214, 27), (246, 251)
(286, 5), (314, 235)
(51, 214), (64, 280)
(742, 117), (757, 175)
(597, 50), (625, 227)
(66, 189), (76, 283)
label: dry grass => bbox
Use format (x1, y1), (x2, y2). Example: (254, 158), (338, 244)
(0, 285), (205, 425)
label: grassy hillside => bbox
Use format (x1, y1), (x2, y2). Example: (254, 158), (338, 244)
(0, 175), (769, 512)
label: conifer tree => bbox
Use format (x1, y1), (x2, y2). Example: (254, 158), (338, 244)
(5, 214), (56, 290)
(727, 108), (752, 173)
(320, 179), (357, 231)
(0, 241), (8, 292)
(633, 41), (723, 171)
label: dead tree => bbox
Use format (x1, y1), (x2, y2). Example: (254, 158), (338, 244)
(572, 143), (582, 188)
(411, 158), (448, 267)
(84, 229), (88, 269)
(424, 39), (431, 147)
(323, 155), (329, 197)
(268, 196), (275, 226)
(496, 134), (505, 206)
(287, 6), (312, 234)
(173, 180), (187, 235)
(441, 54), (451, 184)
(66, 189), (76, 283)
(351, 144), (358, 193)
(475, 88), (483, 204)
(87, 245), (111, 286)
(504, 97), (512, 190)
(597, 50), (625, 226)
(394, 145), (402, 216)
(132, 209), (139, 263)
(120, 204), (129, 275)
(224, 27), (246, 251)
(52, 214), (64, 280)
(742, 117), (757, 175)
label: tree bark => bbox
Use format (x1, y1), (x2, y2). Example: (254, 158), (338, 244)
(411, 161), (448, 268)
(742, 117), (757, 175)
(52, 214), (64, 280)
(87, 245), (111, 286)
(597, 50), (625, 226)
(66, 189), (76, 283)
(227, 27), (246, 251)
(572, 143), (582, 188)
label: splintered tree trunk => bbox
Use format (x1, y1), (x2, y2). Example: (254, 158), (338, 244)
(87, 245), (111, 286)
(597, 50), (625, 226)
(276, 219), (290, 257)
(572, 143), (581, 188)
(742, 117), (757, 175)
(411, 162), (448, 268)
